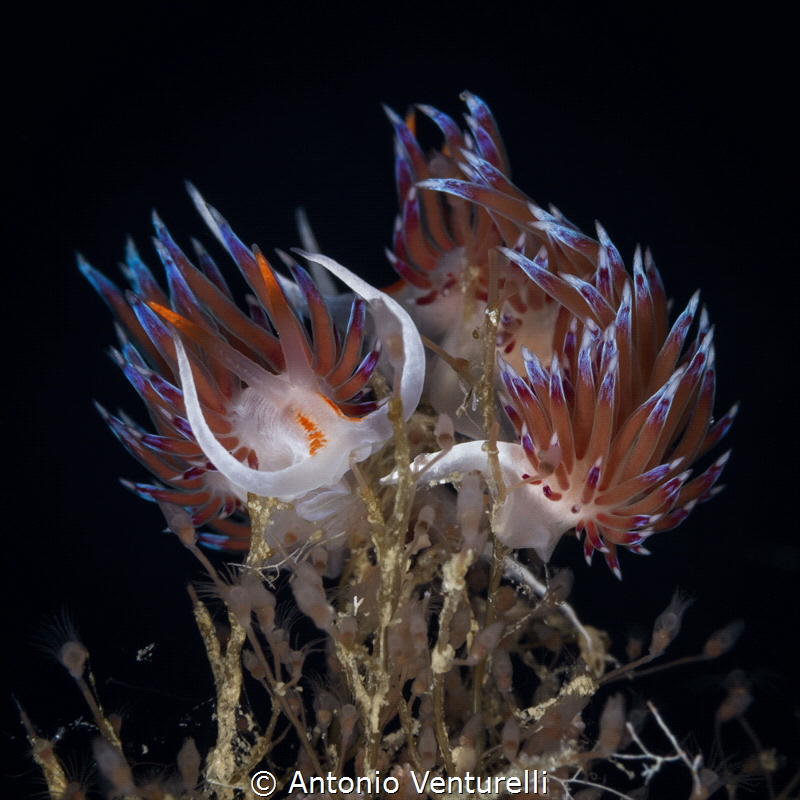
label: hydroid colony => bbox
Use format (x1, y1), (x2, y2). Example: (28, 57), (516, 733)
(25, 94), (755, 799)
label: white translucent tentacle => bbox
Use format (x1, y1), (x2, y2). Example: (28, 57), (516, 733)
(173, 334), (362, 502)
(295, 250), (425, 424)
(185, 182), (227, 250)
(398, 440), (575, 562)
(402, 440), (518, 485)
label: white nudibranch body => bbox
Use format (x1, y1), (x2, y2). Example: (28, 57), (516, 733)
(173, 250), (424, 504)
(396, 441), (577, 563)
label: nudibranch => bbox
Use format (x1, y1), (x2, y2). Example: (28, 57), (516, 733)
(81, 185), (423, 548)
(83, 93), (734, 576)
(408, 243), (736, 576)
(384, 93), (602, 435)
(381, 93), (735, 575)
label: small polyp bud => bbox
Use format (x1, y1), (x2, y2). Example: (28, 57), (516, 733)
(434, 414), (455, 452)
(59, 640), (89, 680)
(310, 546), (328, 574)
(501, 716), (521, 760)
(391, 765), (422, 800)
(31, 736), (53, 761)
(717, 670), (752, 721)
(491, 648), (513, 692)
(291, 562), (332, 632)
(649, 590), (694, 655)
(314, 690), (338, 731)
(626, 633), (644, 662)
(411, 667), (431, 697)
(449, 605), (471, 651)
(287, 649), (305, 677)
(326, 636), (342, 676)
(108, 713), (122, 736)
(409, 607), (428, 654)
(285, 688), (301, 716)
(494, 585), (518, 615)
(537, 436), (562, 474)
(338, 703), (358, 747)
(418, 724), (438, 770)
(337, 615), (358, 646)
(255, 604), (275, 636)
(226, 585), (251, 627)
(467, 621), (504, 665)
(242, 649), (265, 680)
(92, 737), (135, 794)
(38, 612), (90, 680)
(157, 499), (196, 547)
(703, 619), (745, 659)
(267, 627), (291, 663)
(243, 573), (275, 613)
(459, 713), (483, 748)
(454, 744), (477, 774)
(245, 577), (276, 634)
(597, 693), (626, 756)
(316, 708), (332, 732)
(177, 737), (201, 793)
(414, 505), (436, 538)
(457, 473), (486, 552)
(418, 694), (434, 721)
(717, 687), (753, 721)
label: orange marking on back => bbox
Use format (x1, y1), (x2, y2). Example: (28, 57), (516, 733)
(253, 249), (282, 316)
(318, 393), (344, 414)
(295, 411), (327, 456)
(148, 302), (209, 345)
(148, 302), (193, 332)
(316, 391), (361, 422)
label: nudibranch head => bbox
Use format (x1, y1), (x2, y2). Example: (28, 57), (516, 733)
(81, 186), (423, 547)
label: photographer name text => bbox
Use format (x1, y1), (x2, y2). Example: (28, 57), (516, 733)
(286, 769), (548, 795)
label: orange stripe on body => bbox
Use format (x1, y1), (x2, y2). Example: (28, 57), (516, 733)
(295, 411), (327, 455)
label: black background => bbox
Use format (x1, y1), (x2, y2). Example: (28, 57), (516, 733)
(3, 3), (797, 798)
